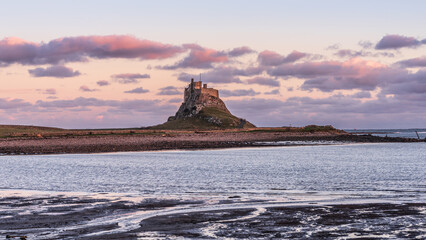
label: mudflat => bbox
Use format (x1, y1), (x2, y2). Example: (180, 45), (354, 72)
(0, 194), (424, 239)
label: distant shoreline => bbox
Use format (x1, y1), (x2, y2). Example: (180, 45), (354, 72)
(0, 130), (422, 156)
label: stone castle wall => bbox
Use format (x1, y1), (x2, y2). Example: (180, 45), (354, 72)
(201, 88), (218, 98)
(193, 81), (202, 89)
(183, 80), (218, 101)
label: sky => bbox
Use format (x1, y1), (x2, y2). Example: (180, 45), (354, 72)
(1, 0), (426, 129)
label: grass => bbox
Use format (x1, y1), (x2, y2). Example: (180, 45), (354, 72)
(0, 123), (342, 138)
(150, 117), (221, 130)
(247, 125), (343, 133)
(0, 125), (63, 138)
(0, 125), (175, 138)
(301, 125), (338, 132)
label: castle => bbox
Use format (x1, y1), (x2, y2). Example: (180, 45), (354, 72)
(184, 78), (219, 101)
(164, 78), (255, 128)
(169, 78), (230, 121)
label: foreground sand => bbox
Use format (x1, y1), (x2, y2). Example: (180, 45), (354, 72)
(0, 130), (422, 155)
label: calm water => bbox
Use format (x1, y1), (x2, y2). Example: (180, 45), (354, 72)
(1, 143), (425, 239)
(346, 128), (426, 139)
(1, 143), (425, 201)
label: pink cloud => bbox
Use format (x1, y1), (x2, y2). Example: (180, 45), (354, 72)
(157, 86), (181, 95)
(162, 44), (228, 69)
(79, 85), (98, 92)
(375, 34), (425, 50)
(29, 65), (80, 78)
(258, 50), (307, 66)
(227, 46), (255, 57)
(178, 66), (265, 84)
(269, 58), (389, 91)
(264, 89), (280, 95)
(326, 43), (340, 50)
(397, 56), (426, 68)
(221, 88), (260, 97)
(266, 56), (426, 97)
(168, 98), (182, 103)
(124, 87), (149, 94)
(1, 97), (177, 128)
(381, 70), (426, 96)
(34, 97), (175, 114)
(334, 49), (394, 58)
(96, 80), (110, 86)
(0, 98), (31, 109)
(178, 68), (242, 84)
(0, 37), (39, 66)
(37, 88), (57, 95)
(269, 60), (345, 78)
(358, 41), (373, 49)
(226, 94), (426, 128)
(246, 76), (280, 87)
(351, 91), (371, 99)
(112, 73), (150, 84)
(0, 35), (184, 66)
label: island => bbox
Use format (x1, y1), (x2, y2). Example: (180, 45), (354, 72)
(0, 79), (422, 155)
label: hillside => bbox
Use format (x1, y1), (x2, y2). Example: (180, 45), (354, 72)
(151, 107), (256, 130)
(0, 125), (63, 138)
(156, 79), (256, 130)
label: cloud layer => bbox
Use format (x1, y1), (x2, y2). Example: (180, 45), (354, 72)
(37, 88), (57, 95)
(157, 86), (181, 95)
(29, 65), (80, 78)
(269, 58), (387, 91)
(221, 88), (260, 97)
(112, 73), (150, 84)
(0, 98), (31, 109)
(0, 35), (184, 66)
(80, 85), (98, 92)
(246, 76), (280, 87)
(96, 80), (110, 86)
(258, 50), (307, 66)
(161, 44), (254, 69)
(397, 57), (426, 68)
(124, 87), (149, 94)
(375, 34), (425, 50)
(2, 33), (426, 129)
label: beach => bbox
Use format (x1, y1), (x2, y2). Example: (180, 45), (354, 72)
(0, 130), (422, 155)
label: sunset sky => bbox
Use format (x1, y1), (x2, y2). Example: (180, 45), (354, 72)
(1, 0), (426, 129)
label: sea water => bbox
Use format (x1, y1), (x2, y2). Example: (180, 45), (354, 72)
(0, 142), (425, 239)
(346, 128), (426, 139)
(0, 143), (425, 201)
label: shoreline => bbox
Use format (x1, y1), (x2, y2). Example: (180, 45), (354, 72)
(1, 131), (423, 155)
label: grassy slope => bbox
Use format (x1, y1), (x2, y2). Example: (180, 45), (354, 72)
(0, 123), (342, 138)
(151, 107), (256, 130)
(0, 125), (172, 138)
(0, 125), (63, 137)
(247, 125), (345, 133)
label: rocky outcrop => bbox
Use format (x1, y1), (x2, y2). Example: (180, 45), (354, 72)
(163, 79), (255, 129)
(170, 91), (230, 120)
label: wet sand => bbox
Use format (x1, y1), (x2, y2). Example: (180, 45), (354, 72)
(0, 131), (421, 155)
(0, 194), (424, 239)
(134, 203), (425, 239)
